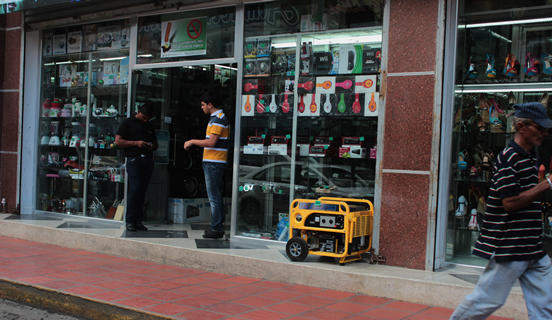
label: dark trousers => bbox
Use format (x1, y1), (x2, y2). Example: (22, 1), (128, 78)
(125, 156), (154, 225)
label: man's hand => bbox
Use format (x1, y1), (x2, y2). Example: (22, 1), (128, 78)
(136, 141), (153, 149)
(184, 140), (193, 150)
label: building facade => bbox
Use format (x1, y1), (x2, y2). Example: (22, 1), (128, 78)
(2, 0), (551, 271)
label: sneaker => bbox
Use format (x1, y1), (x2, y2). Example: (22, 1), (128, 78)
(126, 224), (136, 231)
(136, 224), (148, 231)
(203, 230), (224, 239)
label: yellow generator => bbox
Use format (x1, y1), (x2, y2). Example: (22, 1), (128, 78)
(286, 197), (383, 265)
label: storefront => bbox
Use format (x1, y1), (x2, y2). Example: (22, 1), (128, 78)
(5, 0), (448, 270)
(438, 0), (552, 267)
(18, 1), (386, 246)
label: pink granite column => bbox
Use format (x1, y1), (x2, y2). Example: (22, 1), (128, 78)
(379, 0), (440, 269)
(0, 12), (22, 213)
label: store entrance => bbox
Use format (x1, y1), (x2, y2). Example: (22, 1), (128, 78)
(132, 64), (237, 230)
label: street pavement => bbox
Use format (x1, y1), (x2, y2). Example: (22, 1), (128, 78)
(0, 236), (514, 320)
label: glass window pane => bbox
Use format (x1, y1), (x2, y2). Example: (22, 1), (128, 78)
(447, 1), (552, 266)
(39, 19), (129, 217)
(237, 0), (383, 241)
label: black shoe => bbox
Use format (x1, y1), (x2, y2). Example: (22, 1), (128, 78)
(136, 224), (148, 231)
(126, 224), (136, 231)
(203, 230), (224, 239)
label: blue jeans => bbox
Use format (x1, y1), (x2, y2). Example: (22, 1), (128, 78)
(450, 254), (552, 320)
(125, 156), (154, 225)
(203, 162), (226, 232)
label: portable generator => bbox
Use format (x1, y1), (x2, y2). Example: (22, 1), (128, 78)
(286, 197), (382, 265)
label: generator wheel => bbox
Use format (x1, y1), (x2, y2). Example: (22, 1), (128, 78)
(286, 237), (308, 261)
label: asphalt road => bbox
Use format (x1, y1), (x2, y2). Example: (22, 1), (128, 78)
(0, 297), (83, 320)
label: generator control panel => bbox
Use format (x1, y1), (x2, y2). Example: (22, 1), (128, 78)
(304, 214), (344, 229)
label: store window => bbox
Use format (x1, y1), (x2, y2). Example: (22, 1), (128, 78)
(39, 19), (130, 217)
(447, 1), (552, 266)
(237, 0), (384, 240)
(137, 7), (236, 64)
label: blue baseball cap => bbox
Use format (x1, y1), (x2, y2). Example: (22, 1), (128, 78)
(513, 102), (552, 128)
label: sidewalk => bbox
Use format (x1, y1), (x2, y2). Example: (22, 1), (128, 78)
(0, 236), (512, 320)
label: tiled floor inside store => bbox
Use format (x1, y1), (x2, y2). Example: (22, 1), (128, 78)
(0, 213), (517, 319)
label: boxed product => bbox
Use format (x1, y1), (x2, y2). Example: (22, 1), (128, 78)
(313, 52), (334, 75)
(244, 58), (257, 77)
(257, 57), (271, 76)
(271, 51), (288, 76)
(83, 24), (97, 51)
(244, 39), (257, 58)
(43, 33), (53, 56)
(256, 38), (271, 57)
(97, 25), (121, 50)
(52, 34), (67, 55)
(66, 31), (83, 53)
(365, 92), (379, 117)
(338, 45), (363, 74)
(59, 64), (77, 87)
(242, 95), (255, 117)
(362, 47), (381, 73)
(102, 61), (119, 85)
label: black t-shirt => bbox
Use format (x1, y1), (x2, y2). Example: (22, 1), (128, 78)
(116, 115), (157, 157)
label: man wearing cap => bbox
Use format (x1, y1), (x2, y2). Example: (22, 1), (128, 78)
(451, 102), (552, 319)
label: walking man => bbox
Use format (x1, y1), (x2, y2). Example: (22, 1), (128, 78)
(184, 93), (230, 239)
(450, 102), (552, 319)
(115, 102), (158, 232)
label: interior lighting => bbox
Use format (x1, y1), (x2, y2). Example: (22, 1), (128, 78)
(99, 57), (125, 61)
(216, 64), (238, 71)
(462, 17), (552, 28)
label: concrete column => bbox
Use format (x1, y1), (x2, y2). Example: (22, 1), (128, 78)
(378, 0), (443, 269)
(0, 12), (22, 214)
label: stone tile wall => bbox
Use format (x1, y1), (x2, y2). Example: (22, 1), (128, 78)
(0, 12), (22, 214)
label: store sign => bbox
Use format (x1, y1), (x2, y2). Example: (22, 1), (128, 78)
(1, 0), (88, 14)
(160, 17), (207, 58)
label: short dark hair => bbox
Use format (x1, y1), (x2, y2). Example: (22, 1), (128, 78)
(200, 92), (219, 108)
(139, 101), (155, 117)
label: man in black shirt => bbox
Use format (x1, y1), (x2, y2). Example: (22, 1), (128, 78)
(115, 103), (158, 231)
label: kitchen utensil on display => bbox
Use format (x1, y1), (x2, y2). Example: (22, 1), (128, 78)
(42, 99), (51, 117)
(48, 121), (61, 146)
(69, 122), (81, 147)
(41, 121), (51, 145)
(62, 125), (72, 146)
(106, 105), (118, 116)
(88, 123), (97, 146)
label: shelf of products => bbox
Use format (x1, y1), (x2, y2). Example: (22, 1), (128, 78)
(38, 20), (129, 218)
(447, 14), (552, 265)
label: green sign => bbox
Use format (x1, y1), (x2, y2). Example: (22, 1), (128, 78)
(160, 17), (207, 58)
(1, 0), (89, 14)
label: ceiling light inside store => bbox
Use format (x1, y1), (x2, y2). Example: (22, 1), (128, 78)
(99, 57), (125, 62)
(272, 42), (297, 48)
(462, 17), (552, 28)
(137, 54), (153, 57)
(456, 86), (552, 93)
(216, 64), (238, 70)
(489, 31), (511, 43)
(313, 35), (382, 45)
(271, 35), (382, 48)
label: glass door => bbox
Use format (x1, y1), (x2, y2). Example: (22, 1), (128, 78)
(132, 64), (237, 230)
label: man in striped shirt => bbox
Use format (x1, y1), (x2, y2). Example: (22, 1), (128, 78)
(451, 102), (552, 319)
(184, 93), (230, 239)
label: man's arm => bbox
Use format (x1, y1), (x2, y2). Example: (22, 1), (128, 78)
(502, 179), (550, 213)
(184, 134), (219, 150)
(115, 135), (151, 149)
